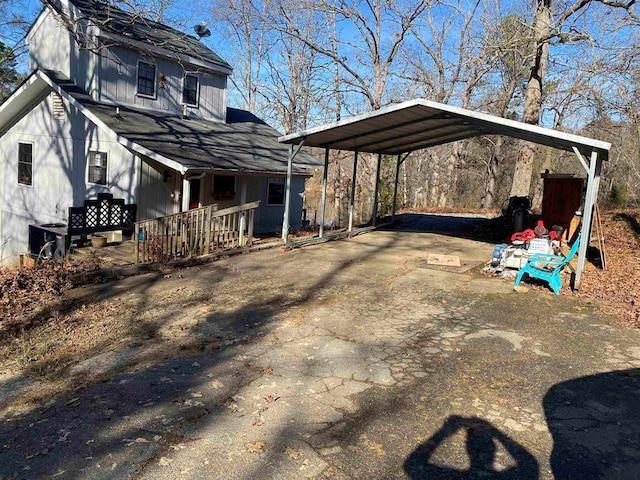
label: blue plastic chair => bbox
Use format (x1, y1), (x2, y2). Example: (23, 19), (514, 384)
(513, 234), (581, 295)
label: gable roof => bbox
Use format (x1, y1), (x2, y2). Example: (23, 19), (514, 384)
(280, 99), (611, 161)
(45, 0), (231, 73)
(0, 70), (321, 175)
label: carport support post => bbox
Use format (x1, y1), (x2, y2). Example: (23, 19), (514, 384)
(319, 147), (330, 238)
(348, 151), (359, 234)
(391, 154), (403, 222)
(575, 150), (601, 288)
(372, 153), (382, 226)
(281, 144), (294, 242)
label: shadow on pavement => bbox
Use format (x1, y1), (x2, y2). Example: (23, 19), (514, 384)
(544, 368), (640, 479)
(404, 415), (539, 479)
(392, 213), (508, 243)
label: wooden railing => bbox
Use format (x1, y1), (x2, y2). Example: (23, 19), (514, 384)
(134, 201), (260, 264)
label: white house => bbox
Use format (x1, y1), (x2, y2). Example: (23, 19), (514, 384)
(0, 0), (320, 264)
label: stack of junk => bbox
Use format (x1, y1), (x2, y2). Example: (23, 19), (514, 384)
(488, 221), (563, 279)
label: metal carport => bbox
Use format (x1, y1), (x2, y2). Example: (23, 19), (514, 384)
(278, 98), (611, 288)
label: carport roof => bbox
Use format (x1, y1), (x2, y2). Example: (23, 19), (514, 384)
(279, 98), (610, 160)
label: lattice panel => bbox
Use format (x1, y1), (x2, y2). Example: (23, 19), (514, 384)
(110, 203), (123, 225)
(99, 200), (110, 226)
(122, 206), (136, 225)
(69, 210), (85, 230)
(85, 205), (98, 228)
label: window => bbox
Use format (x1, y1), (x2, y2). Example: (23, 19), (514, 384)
(18, 143), (33, 186)
(182, 74), (199, 106)
(88, 151), (107, 185)
(213, 175), (235, 200)
(267, 177), (286, 205)
(137, 61), (156, 97)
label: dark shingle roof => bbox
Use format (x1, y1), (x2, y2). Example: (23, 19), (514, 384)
(44, 71), (321, 173)
(51, 0), (231, 71)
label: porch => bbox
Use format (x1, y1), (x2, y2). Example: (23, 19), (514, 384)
(71, 201), (263, 266)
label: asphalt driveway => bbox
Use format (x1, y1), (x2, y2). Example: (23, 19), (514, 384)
(1, 214), (639, 479)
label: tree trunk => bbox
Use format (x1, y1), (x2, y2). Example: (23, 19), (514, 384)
(482, 137), (502, 209)
(510, 0), (552, 198)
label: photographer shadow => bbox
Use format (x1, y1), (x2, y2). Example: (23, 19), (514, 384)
(544, 368), (640, 479)
(404, 415), (538, 479)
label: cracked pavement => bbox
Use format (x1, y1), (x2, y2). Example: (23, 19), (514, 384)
(2, 214), (640, 479)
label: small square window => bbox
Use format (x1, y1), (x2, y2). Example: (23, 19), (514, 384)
(88, 151), (107, 185)
(182, 74), (199, 106)
(267, 177), (285, 206)
(18, 143), (33, 186)
(213, 175), (235, 200)
(137, 61), (156, 97)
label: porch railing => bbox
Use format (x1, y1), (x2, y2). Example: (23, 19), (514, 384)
(134, 201), (260, 264)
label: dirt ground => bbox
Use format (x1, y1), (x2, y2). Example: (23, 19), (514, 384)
(1, 211), (639, 478)
(1, 209), (638, 402)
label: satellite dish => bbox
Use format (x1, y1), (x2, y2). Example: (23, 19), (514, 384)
(194, 22), (211, 39)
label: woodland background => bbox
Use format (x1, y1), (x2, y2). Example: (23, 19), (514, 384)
(1, 0), (639, 227)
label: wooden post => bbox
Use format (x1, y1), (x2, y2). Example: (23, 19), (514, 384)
(134, 223), (140, 263)
(248, 209), (255, 246)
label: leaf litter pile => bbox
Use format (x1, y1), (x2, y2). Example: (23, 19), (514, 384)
(572, 209), (640, 327)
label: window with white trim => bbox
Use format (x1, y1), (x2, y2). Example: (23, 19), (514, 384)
(18, 143), (33, 186)
(88, 151), (107, 185)
(182, 74), (199, 106)
(267, 177), (285, 205)
(137, 61), (156, 97)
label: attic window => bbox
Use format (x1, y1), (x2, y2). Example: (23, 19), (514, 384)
(182, 74), (199, 107)
(52, 92), (65, 119)
(137, 61), (156, 98)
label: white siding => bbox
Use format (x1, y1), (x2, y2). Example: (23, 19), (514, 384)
(98, 46), (227, 121)
(137, 157), (180, 220)
(0, 92), (139, 264)
(27, 11), (74, 81)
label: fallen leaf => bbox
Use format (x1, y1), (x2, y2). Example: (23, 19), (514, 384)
(245, 441), (266, 453)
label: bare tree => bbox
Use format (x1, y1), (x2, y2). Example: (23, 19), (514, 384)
(510, 0), (640, 199)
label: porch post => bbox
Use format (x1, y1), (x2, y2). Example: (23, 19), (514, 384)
(181, 176), (190, 212)
(372, 153), (382, 226)
(576, 150), (601, 288)
(239, 176), (247, 245)
(348, 151), (359, 234)
(319, 147), (330, 238)
(281, 144), (294, 242)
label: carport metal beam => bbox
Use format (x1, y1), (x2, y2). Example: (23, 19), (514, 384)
(279, 99), (611, 286)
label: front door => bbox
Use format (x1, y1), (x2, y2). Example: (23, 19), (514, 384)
(189, 178), (201, 209)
